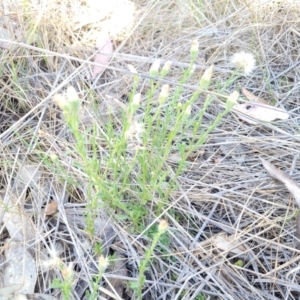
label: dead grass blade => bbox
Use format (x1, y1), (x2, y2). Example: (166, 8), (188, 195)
(260, 157), (300, 207)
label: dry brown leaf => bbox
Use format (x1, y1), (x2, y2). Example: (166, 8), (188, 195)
(11, 294), (27, 300)
(242, 87), (269, 105)
(260, 158), (300, 249)
(168, 150), (204, 163)
(44, 201), (58, 216)
(0, 193), (35, 242)
(101, 95), (127, 115)
(0, 284), (23, 298)
(4, 241), (37, 294)
(214, 157), (222, 164)
(92, 32), (113, 80)
(197, 233), (247, 256)
(260, 157), (300, 207)
(213, 233), (247, 255)
(167, 152), (184, 163)
(0, 17), (25, 50)
(17, 165), (41, 190)
(234, 102), (289, 124)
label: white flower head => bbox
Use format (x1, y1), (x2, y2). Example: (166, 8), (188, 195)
(150, 59), (161, 76)
(132, 93), (141, 106)
(125, 118), (144, 143)
(161, 60), (172, 74)
(231, 51), (256, 75)
(99, 255), (109, 271)
(200, 64), (214, 88)
(61, 263), (74, 280)
(53, 86), (80, 114)
(158, 220), (169, 234)
(226, 90), (239, 108)
(190, 40), (199, 55)
(159, 84), (170, 104)
(184, 105), (192, 116)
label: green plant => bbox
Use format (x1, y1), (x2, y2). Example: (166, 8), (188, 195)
(130, 220), (169, 299)
(51, 263), (74, 300)
(52, 40), (237, 236)
(195, 293), (206, 300)
(51, 254), (109, 300)
(86, 256), (109, 300)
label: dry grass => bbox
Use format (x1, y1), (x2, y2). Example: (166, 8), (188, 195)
(1, 0), (300, 299)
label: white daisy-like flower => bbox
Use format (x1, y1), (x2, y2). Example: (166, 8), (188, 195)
(231, 51), (256, 75)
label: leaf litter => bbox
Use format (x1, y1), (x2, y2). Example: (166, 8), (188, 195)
(3, 241), (37, 294)
(232, 87), (290, 124)
(260, 158), (300, 208)
(260, 158), (300, 249)
(234, 102), (289, 124)
(92, 31), (113, 80)
(242, 87), (269, 105)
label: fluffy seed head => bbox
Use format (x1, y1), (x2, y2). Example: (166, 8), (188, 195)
(125, 118), (144, 143)
(231, 51), (256, 75)
(53, 86), (80, 114)
(52, 94), (65, 110)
